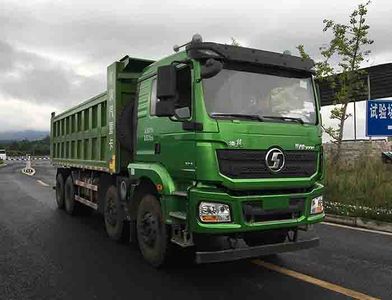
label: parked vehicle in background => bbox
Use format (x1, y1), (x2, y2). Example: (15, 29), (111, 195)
(0, 149), (7, 161)
(50, 35), (325, 267)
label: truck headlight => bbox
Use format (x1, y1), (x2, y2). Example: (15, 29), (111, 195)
(199, 202), (231, 223)
(311, 196), (323, 214)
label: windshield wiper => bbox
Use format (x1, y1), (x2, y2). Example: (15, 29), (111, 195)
(210, 113), (305, 124)
(210, 113), (264, 121)
(262, 115), (304, 124)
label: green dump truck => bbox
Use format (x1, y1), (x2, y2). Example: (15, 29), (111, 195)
(50, 35), (325, 267)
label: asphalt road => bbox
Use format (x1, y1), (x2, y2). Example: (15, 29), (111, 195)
(0, 160), (391, 300)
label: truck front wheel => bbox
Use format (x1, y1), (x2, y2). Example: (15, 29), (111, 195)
(104, 185), (128, 241)
(55, 173), (65, 209)
(137, 194), (171, 267)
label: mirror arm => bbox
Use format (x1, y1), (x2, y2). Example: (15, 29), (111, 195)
(169, 116), (182, 123)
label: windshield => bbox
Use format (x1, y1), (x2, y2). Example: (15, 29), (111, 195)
(202, 68), (317, 124)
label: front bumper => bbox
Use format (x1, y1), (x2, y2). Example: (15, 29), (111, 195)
(189, 182), (325, 234)
(196, 236), (319, 264)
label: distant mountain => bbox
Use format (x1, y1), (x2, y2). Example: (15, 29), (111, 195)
(0, 130), (49, 142)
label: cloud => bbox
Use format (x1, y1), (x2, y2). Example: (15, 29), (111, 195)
(0, 40), (105, 108)
(0, 0), (391, 135)
(0, 97), (56, 132)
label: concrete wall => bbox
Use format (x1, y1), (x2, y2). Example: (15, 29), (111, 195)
(323, 140), (391, 162)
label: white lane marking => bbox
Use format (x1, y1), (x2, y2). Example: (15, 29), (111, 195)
(36, 180), (49, 187)
(322, 222), (392, 236)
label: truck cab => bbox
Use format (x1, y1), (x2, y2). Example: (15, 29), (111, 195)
(128, 37), (324, 264)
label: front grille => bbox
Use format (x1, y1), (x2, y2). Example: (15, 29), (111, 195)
(243, 198), (305, 223)
(217, 149), (318, 179)
(221, 186), (314, 197)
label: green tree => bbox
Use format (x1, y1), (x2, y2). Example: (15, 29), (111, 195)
(0, 136), (50, 156)
(230, 37), (241, 46)
(297, 1), (373, 160)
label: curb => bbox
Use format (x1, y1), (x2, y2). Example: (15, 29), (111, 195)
(325, 214), (392, 234)
(0, 163), (7, 168)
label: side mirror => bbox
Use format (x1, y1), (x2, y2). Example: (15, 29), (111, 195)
(156, 65), (177, 117)
(201, 58), (223, 79)
(156, 100), (176, 117)
(157, 65), (177, 99)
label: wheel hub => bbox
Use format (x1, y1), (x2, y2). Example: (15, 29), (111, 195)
(105, 196), (117, 226)
(141, 212), (158, 247)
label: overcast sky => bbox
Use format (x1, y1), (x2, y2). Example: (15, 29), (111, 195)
(0, 0), (391, 139)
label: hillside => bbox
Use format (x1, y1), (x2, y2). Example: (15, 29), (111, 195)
(0, 136), (50, 156)
(0, 130), (49, 142)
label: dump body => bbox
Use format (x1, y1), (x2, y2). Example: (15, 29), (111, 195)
(51, 92), (110, 171)
(50, 57), (154, 174)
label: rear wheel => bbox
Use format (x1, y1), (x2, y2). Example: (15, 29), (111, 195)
(64, 175), (80, 215)
(104, 185), (128, 241)
(55, 173), (65, 209)
(137, 194), (172, 267)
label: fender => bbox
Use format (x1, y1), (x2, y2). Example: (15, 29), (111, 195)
(127, 162), (176, 195)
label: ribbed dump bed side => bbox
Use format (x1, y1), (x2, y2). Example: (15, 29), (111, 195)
(50, 56), (155, 173)
(51, 92), (111, 172)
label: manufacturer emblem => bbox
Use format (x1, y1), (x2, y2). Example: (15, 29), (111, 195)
(265, 148), (285, 173)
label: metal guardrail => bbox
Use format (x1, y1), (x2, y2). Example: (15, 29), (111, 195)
(5, 156), (50, 161)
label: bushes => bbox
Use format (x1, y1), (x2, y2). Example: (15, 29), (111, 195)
(324, 156), (392, 222)
(0, 136), (49, 156)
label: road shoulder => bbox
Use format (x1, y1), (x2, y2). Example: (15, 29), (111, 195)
(325, 213), (392, 233)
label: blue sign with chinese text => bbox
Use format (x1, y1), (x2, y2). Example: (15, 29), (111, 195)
(366, 99), (392, 136)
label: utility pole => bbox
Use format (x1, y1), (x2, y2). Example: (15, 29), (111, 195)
(353, 100), (357, 140)
(367, 74), (372, 141)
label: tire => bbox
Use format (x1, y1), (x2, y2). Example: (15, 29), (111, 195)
(117, 101), (134, 152)
(55, 173), (65, 209)
(104, 185), (128, 241)
(244, 229), (287, 247)
(64, 175), (80, 215)
(137, 194), (171, 267)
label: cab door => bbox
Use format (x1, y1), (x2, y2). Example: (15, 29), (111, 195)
(136, 65), (196, 188)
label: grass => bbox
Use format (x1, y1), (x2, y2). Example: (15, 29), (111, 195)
(0, 159), (3, 165)
(324, 155), (392, 222)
